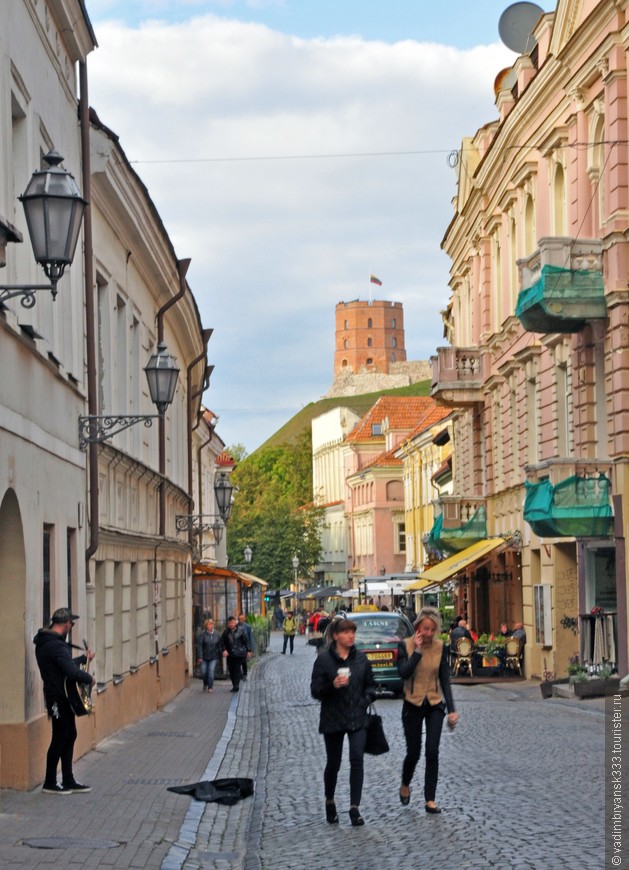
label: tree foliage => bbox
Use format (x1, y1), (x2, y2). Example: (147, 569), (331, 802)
(226, 431), (322, 592)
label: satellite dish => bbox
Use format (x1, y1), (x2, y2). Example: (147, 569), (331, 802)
(498, 2), (544, 54)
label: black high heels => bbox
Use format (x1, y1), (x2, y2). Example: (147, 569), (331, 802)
(325, 801), (339, 824)
(425, 803), (442, 814)
(399, 786), (412, 806)
(349, 806), (364, 826)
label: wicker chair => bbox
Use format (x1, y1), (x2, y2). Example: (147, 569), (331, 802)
(452, 636), (474, 676)
(504, 636), (522, 674)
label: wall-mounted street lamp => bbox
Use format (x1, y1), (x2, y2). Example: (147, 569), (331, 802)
(0, 150), (86, 308)
(78, 341), (179, 449)
(175, 514), (225, 544)
(214, 471), (235, 522)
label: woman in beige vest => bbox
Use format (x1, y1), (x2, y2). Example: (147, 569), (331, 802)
(397, 606), (459, 813)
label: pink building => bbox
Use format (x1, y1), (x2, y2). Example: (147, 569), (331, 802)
(436, 0), (627, 680)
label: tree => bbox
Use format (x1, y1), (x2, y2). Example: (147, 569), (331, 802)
(226, 434), (322, 591)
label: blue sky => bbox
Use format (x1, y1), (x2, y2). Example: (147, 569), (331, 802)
(86, 1), (550, 453)
(89, 0), (547, 47)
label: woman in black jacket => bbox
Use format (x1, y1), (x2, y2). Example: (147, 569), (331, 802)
(310, 618), (376, 827)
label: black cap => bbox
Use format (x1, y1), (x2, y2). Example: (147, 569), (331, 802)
(50, 608), (79, 626)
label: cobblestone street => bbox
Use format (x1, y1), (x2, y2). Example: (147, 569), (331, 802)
(184, 632), (605, 870)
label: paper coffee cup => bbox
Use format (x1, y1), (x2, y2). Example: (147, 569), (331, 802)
(337, 667), (350, 678)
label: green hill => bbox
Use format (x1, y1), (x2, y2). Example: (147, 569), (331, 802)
(255, 380), (432, 453)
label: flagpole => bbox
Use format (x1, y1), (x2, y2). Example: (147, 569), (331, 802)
(368, 268), (372, 304)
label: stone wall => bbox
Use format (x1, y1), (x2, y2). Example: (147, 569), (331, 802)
(325, 360), (432, 398)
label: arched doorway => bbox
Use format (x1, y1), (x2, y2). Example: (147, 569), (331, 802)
(0, 489), (26, 723)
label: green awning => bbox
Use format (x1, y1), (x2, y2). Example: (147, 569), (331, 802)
(524, 474), (613, 538)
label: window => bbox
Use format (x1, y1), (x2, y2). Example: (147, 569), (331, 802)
(367, 318), (373, 328)
(391, 318), (396, 328)
(43, 526), (53, 628)
(367, 337), (372, 347)
(67, 528), (76, 616)
(344, 339), (349, 349)
(371, 423), (382, 436)
(392, 337), (397, 348)
(366, 357), (373, 365)
(344, 319), (349, 329)
(524, 194), (536, 256)
(397, 522), (406, 553)
(534, 584), (552, 646)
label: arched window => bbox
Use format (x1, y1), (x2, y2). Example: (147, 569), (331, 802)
(524, 195), (536, 256)
(344, 339), (349, 349)
(341, 359), (348, 368)
(344, 319), (349, 329)
(367, 318), (373, 328)
(367, 337), (372, 347)
(366, 357), (373, 365)
(553, 164), (567, 235)
(391, 318), (396, 328)
(392, 337), (397, 348)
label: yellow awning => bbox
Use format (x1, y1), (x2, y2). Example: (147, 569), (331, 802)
(406, 538), (505, 591)
(237, 571), (268, 588)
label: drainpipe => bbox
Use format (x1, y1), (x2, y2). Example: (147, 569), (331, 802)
(156, 258), (190, 536)
(186, 329), (213, 546)
(79, 62), (99, 573)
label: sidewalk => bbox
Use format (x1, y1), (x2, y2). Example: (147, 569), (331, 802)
(0, 669), (235, 868)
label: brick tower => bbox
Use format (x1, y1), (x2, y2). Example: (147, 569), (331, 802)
(334, 300), (406, 377)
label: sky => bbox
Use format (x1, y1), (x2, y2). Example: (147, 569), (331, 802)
(85, 1), (550, 454)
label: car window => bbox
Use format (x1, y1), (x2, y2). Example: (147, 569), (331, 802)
(353, 616), (412, 642)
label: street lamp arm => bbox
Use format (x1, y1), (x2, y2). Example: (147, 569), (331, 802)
(0, 283), (59, 307)
(78, 413), (159, 449)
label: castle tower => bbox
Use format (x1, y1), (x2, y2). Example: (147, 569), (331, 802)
(334, 300), (406, 377)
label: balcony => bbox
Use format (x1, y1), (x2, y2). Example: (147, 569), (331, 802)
(515, 237), (606, 333)
(429, 498), (487, 554)
(431, 347), (485, 406)
(524, 460), (614, 538)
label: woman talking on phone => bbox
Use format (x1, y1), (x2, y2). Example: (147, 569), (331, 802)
(397, 606), (459, 813)
(310, 617), (376, 827)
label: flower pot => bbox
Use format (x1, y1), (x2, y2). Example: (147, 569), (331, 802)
(540, 677), (569, 699)
(572, 677), (620, 699)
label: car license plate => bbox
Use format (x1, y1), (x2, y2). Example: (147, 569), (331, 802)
(367, 652), (393, 662)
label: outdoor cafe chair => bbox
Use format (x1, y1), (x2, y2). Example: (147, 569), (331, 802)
(452, 636), (474, 676)
(504, 636), (522, 675)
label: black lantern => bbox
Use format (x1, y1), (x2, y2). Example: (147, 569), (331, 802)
(19, 150), (86, 295)
(214, 472), (235, 522)
(144, 341), (180, 417)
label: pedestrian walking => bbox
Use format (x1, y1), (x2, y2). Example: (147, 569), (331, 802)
(196, 618), (221, 693)
(273, 604), (285, 631)
(220, 615), (252, 692)
(281, 610), (297, 654)
(238, 613), (254, 680)
(33, 608), (96, 795)
(310, 617), (377, 827)
(396, 606), (459, 813)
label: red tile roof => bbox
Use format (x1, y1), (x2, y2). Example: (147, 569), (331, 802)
(345, 396), (437, 443)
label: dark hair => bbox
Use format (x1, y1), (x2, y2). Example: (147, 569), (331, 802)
(332, 618), (357, 634)
(227, 615), (236, 622)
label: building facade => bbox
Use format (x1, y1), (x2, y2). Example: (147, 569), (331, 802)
(334, 299), (406, 376)
(437, 0), (628, 679)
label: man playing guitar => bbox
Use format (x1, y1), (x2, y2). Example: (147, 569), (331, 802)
(33, 608), (96, 795)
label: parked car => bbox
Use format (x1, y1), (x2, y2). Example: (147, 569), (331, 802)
(348, 611), (414, 694)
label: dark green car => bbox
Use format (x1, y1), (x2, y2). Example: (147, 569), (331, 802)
(350, 611), (414, 694)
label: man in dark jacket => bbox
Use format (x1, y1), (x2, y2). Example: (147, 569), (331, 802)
(220, 615), (251, 692)
(33, 608), (95, 795)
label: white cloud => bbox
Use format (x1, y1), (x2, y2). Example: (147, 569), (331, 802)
(87, 15), (511, 450)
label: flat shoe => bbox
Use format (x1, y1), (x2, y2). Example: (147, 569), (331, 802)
(425, 803), (442, 814)
(399, 787), (411, 806)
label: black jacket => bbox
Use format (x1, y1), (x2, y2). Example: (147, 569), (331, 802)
(220, 625), (251, 659)
(197, 629), (221, 661)
(310, 644), (377, 734)
(33, 629), (92, 700)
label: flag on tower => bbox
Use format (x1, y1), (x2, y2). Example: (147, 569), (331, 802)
(370, 274), (382, 286)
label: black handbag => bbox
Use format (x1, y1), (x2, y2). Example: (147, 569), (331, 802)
(364, 704), (389, 755)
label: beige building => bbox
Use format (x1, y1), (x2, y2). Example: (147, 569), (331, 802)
(0, 2), (216, 789)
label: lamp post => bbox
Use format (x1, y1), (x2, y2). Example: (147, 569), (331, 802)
(0, 150), (86, 307)
(78, 341), (180, 448)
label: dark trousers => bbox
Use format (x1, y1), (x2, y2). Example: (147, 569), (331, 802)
(323, 728), (367, 807)
(227, 655), (245, 689)
(282, 634), (295, 654)
(401, 699), (445, 802)
(44, 696), (77, 786)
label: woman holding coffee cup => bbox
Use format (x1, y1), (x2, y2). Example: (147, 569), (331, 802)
(310, 617), (376, 827)
(397, 605), (459, 813)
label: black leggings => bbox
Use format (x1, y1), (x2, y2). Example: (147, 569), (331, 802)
(282, 634), (294, 653)
(323, 728), (367, 807)
(44, 696), (77, 786)
(401, 699), (445, 802)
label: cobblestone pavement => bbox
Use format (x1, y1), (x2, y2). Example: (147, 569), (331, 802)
(183, 632), (606, 870)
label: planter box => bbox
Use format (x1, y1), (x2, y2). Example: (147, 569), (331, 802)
(573, 677), (620, 699)
(540, 677), (569, 699)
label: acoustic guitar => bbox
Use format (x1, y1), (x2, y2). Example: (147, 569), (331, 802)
(64, 639), (94, 717)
